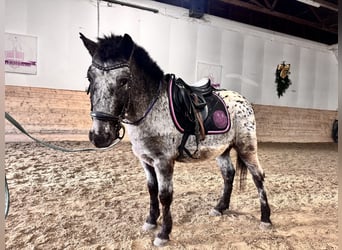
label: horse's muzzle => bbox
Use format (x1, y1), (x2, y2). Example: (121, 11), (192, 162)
(89, 129), (115, 148)
(89, 120), (124, 148)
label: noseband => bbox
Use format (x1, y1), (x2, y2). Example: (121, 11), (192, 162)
(90, 111), (121, 122)
(89, 45), (162, 126)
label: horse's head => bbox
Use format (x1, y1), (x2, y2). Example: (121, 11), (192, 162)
(80, 33), (135, 148)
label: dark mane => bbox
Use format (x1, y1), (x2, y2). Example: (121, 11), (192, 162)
(97, 34), (123, 62)
(97, 34), (164, 81)
(133, 46), (164, 81)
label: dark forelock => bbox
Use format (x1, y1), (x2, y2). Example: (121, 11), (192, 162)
(96, 34), (164, 81)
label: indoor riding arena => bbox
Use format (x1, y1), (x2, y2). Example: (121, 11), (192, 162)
(4, 0), (338, 249)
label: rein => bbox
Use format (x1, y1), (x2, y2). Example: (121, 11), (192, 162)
(5, 111), (125, 218)
(5, 111), (124, 152)
(123, 80), (162, 125)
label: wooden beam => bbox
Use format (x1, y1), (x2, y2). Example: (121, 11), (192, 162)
(322, 14), (338, 26)
(249, 0), (264, 8)
(263, 0), (272, 9)
(219, 0), (337, 34)
(309, 6), (322, 23)
(271, 0), (279, 10)
(313, 0), (338, 12)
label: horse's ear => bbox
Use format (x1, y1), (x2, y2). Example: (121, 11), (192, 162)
(121, 33), (134, 59)
(79, 33), (97, 56)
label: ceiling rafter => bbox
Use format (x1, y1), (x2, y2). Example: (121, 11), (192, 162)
(313, 0), (338, 12)
(309, 6), (322, 23)
(219, 0), (337, 34)
(263, 0), (271, 9)
(270, 0), (278, 10)
(322, 14), (338, 26)
(152, 0), (337, 44)
(249, 0), (264, 8)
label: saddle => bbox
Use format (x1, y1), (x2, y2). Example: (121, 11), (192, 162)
(167, 74), (230, 159)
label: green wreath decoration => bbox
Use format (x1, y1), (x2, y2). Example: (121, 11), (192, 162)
(275, 62), (291, 98)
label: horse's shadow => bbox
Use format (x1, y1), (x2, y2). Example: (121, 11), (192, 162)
(221, 209), (256, 220)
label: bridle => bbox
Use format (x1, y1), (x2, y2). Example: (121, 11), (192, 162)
(90, 80), (162, 126)
(91, 61), (130, 72)
(89, 45), (162, 126)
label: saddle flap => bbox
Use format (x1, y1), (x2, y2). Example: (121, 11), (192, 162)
(168, 74), (230, 135)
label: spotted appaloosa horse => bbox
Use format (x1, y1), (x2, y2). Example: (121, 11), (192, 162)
(80, 33), (272, 246)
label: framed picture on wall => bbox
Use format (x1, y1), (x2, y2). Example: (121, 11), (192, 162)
(4, 33), (37, 75)
(196, 61), (222, 88)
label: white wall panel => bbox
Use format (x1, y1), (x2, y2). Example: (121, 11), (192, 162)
(4, 0), (27, 33)
(195, 25), (222, 86)
(66, 0), (98, 91)
(27, 0), (70, 89)
(139, 13), (171, 73)
(220, 30), (244, 92)
(241, 35), (264, 103)
(100, 5), (140, 40)
(297, 48), (315, 108)
(168, 19), (197, 83)
(4, 0), (337, 110)
(196, 25), (221, 64)
(313, 52), (330, 109)
(327, 55), (338, 110)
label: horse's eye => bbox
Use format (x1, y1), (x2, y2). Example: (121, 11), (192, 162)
(118, 77), (129, 87)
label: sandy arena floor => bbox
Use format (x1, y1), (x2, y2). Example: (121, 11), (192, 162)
(5, 141), (338, 249)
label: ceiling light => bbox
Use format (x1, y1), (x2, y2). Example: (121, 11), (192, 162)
(296, 0), (320, 8)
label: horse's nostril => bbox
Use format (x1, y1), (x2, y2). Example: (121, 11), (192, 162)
(89, 130), (114, 148)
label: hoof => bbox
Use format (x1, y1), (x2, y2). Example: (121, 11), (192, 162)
(209, 209), (222, 216)
(259, 222), (272, 230)
(142, 222), (157, 231)
(153, 237), (169, 247)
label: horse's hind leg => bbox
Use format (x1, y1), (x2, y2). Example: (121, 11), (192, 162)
(210, 146), (235, 216)
(142, 162), (160, 231)
(236, 144), (272, 229)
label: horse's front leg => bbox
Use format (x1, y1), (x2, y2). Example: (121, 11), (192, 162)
(153, 158), (174, 246)
(142, 162), (160, 231)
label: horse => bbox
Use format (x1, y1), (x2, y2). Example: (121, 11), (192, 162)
(80, 32), (272, 246)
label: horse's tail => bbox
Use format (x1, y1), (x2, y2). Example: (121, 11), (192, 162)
(236, 154), (248, 191)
